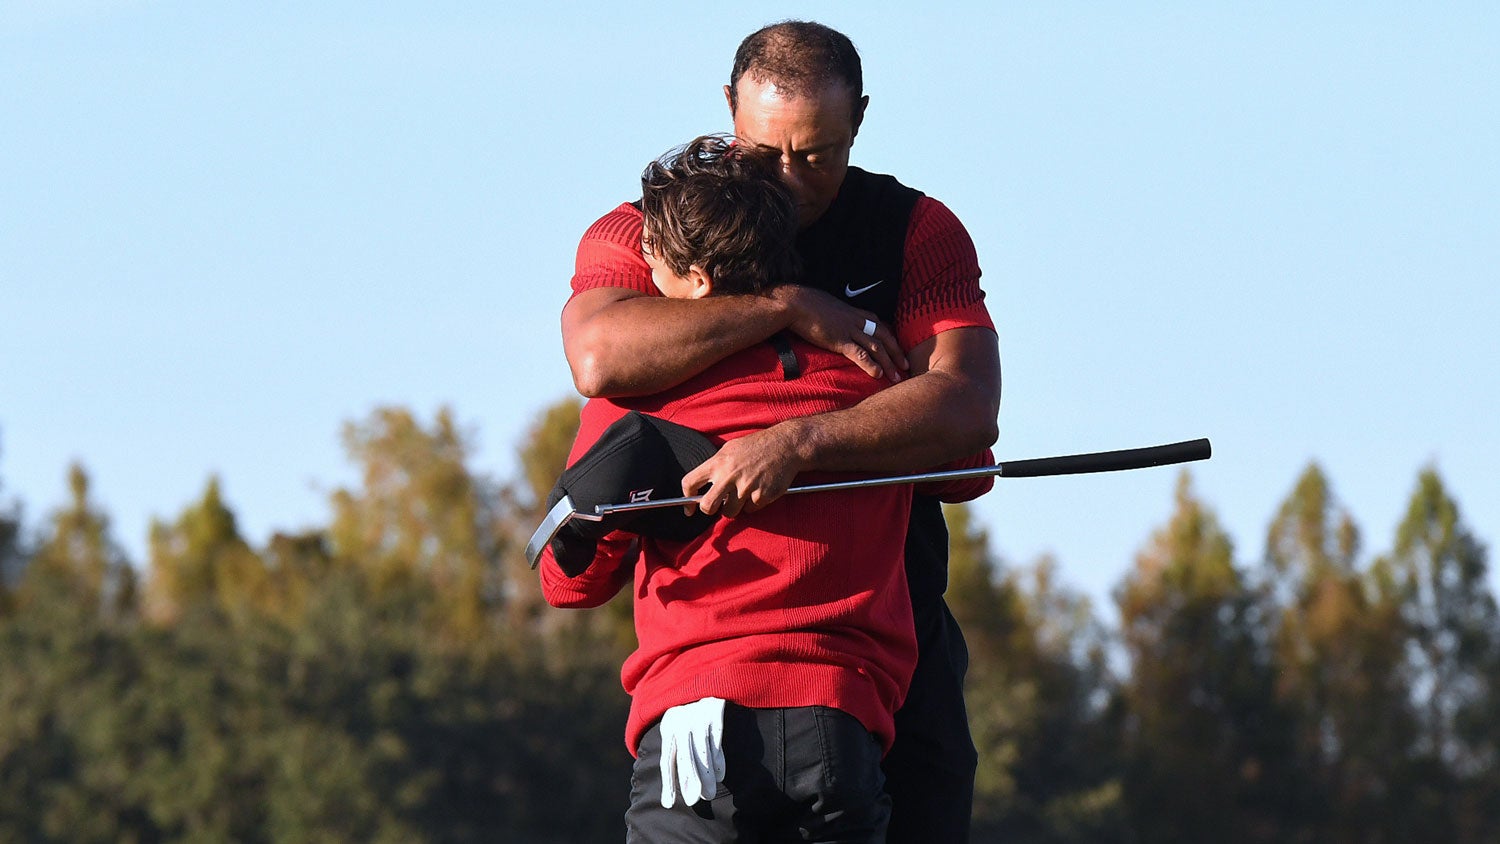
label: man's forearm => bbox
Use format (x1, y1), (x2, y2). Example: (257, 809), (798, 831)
(563, 289), (791, 397)
(790, 326), (1000, 473)
(788, 363), (999, 474)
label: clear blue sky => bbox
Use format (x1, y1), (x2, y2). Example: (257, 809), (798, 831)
(3, 2), (1496, 612)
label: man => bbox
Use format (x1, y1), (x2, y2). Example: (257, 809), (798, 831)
(562, 22), (1000, 841)
(541, 135), (991, 841)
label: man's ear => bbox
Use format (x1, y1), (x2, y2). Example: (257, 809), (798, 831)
(851, 94), (870, 142)
(686, 266), (713, 299)
(723, 83), (735, 117)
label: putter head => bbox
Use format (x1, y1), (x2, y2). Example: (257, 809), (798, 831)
(526, 494), (578, 569)
(526, 494), (607, 569)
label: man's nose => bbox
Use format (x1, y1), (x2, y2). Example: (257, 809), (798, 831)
(778, 157), (811, 195)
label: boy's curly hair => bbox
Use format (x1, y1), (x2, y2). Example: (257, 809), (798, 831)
(640, 135), (801, 296)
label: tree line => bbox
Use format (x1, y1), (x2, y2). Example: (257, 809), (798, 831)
(1, 402), (1495, 842)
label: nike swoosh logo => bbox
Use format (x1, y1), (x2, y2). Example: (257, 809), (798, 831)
(844, 279), (885, 298)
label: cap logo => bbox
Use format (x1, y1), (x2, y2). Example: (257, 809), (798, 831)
(628, 488), (654, 503)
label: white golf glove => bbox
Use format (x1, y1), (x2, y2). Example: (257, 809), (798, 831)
(658, 696), (727, 808)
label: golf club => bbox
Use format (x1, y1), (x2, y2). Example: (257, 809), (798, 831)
(527, 437), (1211, 568)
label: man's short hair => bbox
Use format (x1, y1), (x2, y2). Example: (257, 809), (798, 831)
(640, 135), (800, 297)
(728, 20), (863, 117)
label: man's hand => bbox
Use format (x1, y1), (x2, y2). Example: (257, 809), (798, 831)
(680, 422), (811, 518)
(659, 697), (727, 808)
(770, 286), (908, 382)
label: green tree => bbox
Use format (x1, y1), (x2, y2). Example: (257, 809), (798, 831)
(329, 406), (503, 640)
(0, 485), (22, 614)
(1115, 472), (1292, 843)
(24, 463), (135, 618)
(0, 577), (158, 843)
(1, 540), (632, 842)
(946, 502), (1123, 842)
(1260, 464), (1413, 842)
(143, 476), (269, 623)
(258, 529), (337, 621)
(518, 397), (583, 510)
(1379, 467), (1499, 841)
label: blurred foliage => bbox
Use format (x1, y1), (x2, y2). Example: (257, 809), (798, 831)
(25, 464), (137, 620)
(0, 441), (26, 612)
(1115, 474), (1297, 843)
(949, 503), (1122, 842)
(0, 408), (1497, 841)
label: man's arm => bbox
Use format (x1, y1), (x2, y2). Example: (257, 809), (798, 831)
(563, 286), (783, 398)
(565, 203), (910, 397)
(563, 285), (908, 398)
(681, 327), (1000, 516)
(795, 325), (1000, 470)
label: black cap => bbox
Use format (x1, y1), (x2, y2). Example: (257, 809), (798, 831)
(544, 411), (720, 576)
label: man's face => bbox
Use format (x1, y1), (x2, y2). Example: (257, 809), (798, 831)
(728, 77), (867, 228)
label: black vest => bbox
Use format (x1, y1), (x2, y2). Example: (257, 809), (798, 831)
(794, 166), (921, 326)
(794, 168), (952, 611)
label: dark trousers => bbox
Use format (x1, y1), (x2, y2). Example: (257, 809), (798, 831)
(882, 598), (978, 843)
(626, 704), (890, 843)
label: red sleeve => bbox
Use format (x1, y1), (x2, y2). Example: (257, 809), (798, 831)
(894, 197), (995, 351)
(570, 202), (657, 299)
(538, 531), (636, 608)
(915, 447), (996, 503)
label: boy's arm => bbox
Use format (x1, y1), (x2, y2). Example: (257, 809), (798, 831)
(538, 530), (636, 609)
